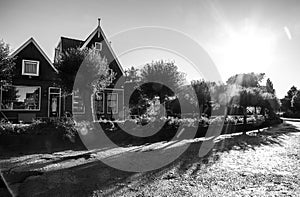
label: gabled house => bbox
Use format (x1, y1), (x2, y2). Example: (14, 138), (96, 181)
(54, 19), (125, 120)
(0, 38), (62, 122)
(0, 19), (125, 122)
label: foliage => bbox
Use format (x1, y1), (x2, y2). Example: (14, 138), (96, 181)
(139, 60), (186, 101)
(125, 66), (140, 83)
(226, 72), (265, 88)
(0, 40), (15, 85)
(266, 78), (275, 94)
(0, 118), (77, 139)
(291, 90), (300, 111)
(281, 86), (299, 113)
(286, 86), (297, 99)
(191, 80), (212, 115)
(54, 47), (115, 95)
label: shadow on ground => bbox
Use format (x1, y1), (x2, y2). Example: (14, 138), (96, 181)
(1, 121), (299, 196)
(94, 121), (300, 196)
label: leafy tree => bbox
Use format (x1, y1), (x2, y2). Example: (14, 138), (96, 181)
(125, 66), (140, 83)
(291, 91), (300, 111)
(225, 73), (279, 134)
(226, 72), (265, 88)
(124, 66), (141, 108)
(266, 78), (275, 94)
(0, 40), (15, 85)
(55, 47), (115, 120)
(55, 47), (115, 95)
(139, 60), (186, 102)
(287, 86), (297, 99)
(281, 86), (298, 112)
(191, 80), (212, 116)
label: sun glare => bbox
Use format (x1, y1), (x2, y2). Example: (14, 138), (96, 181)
(221, 27), (276, 74)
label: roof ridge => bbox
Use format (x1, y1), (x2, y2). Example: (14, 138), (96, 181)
(61, 36), (84, 42)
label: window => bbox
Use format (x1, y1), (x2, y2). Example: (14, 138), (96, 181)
(22, 60), (39, 76)
(108, 69), (113, 83)
(0, 86), (41, 111)
(72, 89), (85, 114)
(95, 92), (104, 114)
(95, 42), (102, 51)
(107, 93), (118, 114)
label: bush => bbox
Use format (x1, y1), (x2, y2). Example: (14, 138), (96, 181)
(0, 118), (77, 139)
(283, 111), (300, 118)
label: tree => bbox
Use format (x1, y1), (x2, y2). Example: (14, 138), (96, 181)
(55, 47), (115, 120)
(291, 91), (300, 112)
(191, 80), (211, 116)
(125, 66), (140, 83)
(55, 47), (115, 95)
(266, 78), (275, 94)
(226, 72), (265, 88)
(0, 40), (15, 85)
(281, 86), (298, 112)
(286, 86), (297, 99)
(139, 60), (186, 102)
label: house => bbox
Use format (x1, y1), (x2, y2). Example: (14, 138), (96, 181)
(54, 18), (125, 120)
(0, 38), (61, 123)
(0, 19), (125, 123)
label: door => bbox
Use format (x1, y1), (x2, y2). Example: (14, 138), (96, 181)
(48, 87), (61, 117)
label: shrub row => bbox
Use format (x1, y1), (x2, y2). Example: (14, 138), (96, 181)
(0, 115), (282, 150)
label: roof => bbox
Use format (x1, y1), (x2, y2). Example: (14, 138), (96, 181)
(60, 37), (84, 51)
(10, 37), (58, 73)
(80, 25), (125, 75)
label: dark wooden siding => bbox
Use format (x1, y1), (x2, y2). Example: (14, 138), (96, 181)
(2, 42), (60, 122)
(85, 33), (124, 89)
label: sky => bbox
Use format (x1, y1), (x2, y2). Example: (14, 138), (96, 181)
(1, 0), (300, 98)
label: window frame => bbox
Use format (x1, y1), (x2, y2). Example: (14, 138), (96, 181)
(22, 59), (40, 76)
(95, 92), (105, 114)
(72, 89), (85, 115)
(107, 93), (118, 114)
(95, 42), (102, 51)
(0, 85), (41, 111)
(48, 87), (61, 117)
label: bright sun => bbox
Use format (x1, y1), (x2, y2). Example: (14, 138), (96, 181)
(221, 26), (276, 74)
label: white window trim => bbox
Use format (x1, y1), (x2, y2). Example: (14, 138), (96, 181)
(72, 90), (85, 115)
(0, 85), (41, 111)
(107, 93), (118, 114)
(22, 59), (40, 76)
(48, 87), (61, 117)
(95, 92), (104, 114)
(95, 42), (102, 51)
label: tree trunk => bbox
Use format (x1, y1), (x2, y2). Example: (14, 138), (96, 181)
(224, 106), (228, 119)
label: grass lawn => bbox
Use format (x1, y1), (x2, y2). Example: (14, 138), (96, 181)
(0, 121), (299, 196)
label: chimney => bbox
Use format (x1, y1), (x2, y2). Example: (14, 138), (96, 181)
(98, 18), (101, 26)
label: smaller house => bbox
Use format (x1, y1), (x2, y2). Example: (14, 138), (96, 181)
(0, 38), (62, 123)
